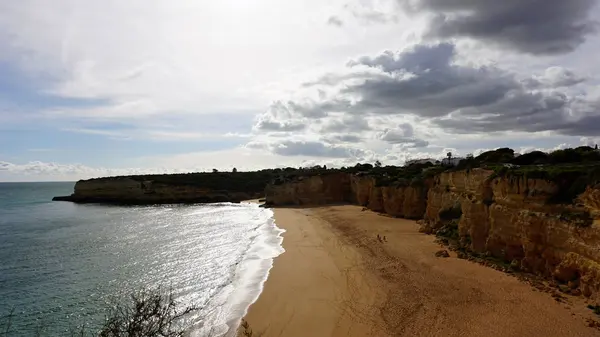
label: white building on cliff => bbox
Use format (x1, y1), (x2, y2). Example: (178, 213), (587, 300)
(441, 157), (464, 167)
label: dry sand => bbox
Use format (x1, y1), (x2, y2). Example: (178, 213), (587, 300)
(242, 205), (600, 337)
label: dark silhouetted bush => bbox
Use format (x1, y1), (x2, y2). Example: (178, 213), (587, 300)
(475, 148), (515, 164)
(510, 151), (549, 165)
(1, 289), (197, 337)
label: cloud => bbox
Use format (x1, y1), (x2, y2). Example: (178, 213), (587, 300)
(378, 123), (429, 147)
(532, 67), (586, 88)
(254, 119), (306, 132)
(344, 1), (400, 25)
(306, 43), (520, 118)
(0, 160), (177, 181)
(62, 128), (250, 142)
(2, 0), (600, 177)
(253, 101), (308, 132)
(323, 134), (363, 143)
(399, 0), (599, 55)
(320, 115), (371, 132)
(285, 42), (600, 136)
(0, 1), (357, 136)
(581, 137), (600, 147)
(269, 140), (367, 158)
(327, 16), (343, 27)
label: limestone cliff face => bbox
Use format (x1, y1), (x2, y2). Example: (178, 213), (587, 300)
(54, 178), (256, 204)
(265, 169), (600, 298)
(422, 169), (600, 299)
(264, 173), (353, 206)
(266, 173), (428, 219)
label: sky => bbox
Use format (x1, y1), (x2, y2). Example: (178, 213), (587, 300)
(1, 0), (600, 181)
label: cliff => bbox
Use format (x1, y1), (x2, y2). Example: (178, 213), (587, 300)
(53, 173), (266, 205)
(265, 173), (429, 219)
(265, 168), (600, 299)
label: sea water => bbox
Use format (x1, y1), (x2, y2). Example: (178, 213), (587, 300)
(0, 182), (284, 336)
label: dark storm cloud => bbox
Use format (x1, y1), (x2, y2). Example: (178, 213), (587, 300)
(434, 91), (600, 137)
(330, 43), (519, 117)
(399, 0), (598, 55)
(292, 42), (600, 136)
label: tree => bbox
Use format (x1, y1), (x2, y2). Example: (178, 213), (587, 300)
(447, 152), (452, 159)
(475, 148), (514, 164)
(212, 169), (218, 173)
(232, 167), (238, 173)
(374, 160), (382, 168)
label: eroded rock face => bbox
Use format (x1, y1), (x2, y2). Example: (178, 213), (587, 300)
(423, 169), (600, 299)
(264, 173), (353, 206)
(266, 173), (428, 217)
(54, 178), (256, 204)
(265, 169), (600, 299)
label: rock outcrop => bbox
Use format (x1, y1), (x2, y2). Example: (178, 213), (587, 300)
(265, 169), (600, 299)
(53, 178), (258, 204)
(422, 169), (600, 291)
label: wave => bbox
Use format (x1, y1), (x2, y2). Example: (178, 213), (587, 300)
(188, 204), (285, 337)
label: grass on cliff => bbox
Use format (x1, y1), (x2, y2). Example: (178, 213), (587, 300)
(268, 162), (441, 189)
(487, 163), (600, 204)
(272, 146), (600, 193)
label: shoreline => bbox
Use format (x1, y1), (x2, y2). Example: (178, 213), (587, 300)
(221, 204), (285, 337)
(241, 205), (600, 336)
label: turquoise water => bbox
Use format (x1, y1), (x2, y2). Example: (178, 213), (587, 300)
(0, 182), (283, 336)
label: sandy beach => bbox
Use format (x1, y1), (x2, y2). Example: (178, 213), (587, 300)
(243, 205), (600, 337)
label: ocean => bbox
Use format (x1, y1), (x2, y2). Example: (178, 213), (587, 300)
(0, 182), (284, 336)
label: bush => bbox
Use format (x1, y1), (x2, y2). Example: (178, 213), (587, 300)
(475, 148), (515, 164)
(1, 289), (198, 337)
(435, 220), (460, 241)
(510, 151), (548, 165)
(98, 289), (197, 337)
(588, 304), (600, 316)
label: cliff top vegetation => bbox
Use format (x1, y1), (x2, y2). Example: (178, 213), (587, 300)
(81, 146), (600, 198)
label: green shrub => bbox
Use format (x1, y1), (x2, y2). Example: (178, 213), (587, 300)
(475, 148), (515, 164)
(510, 151), (548, 165)
(588, 304), (600, 316)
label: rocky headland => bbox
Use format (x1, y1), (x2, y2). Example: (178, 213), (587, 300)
(52, 171), (276, 204)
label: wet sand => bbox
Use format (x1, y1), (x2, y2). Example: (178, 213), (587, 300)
(242, 205), (600, 336)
